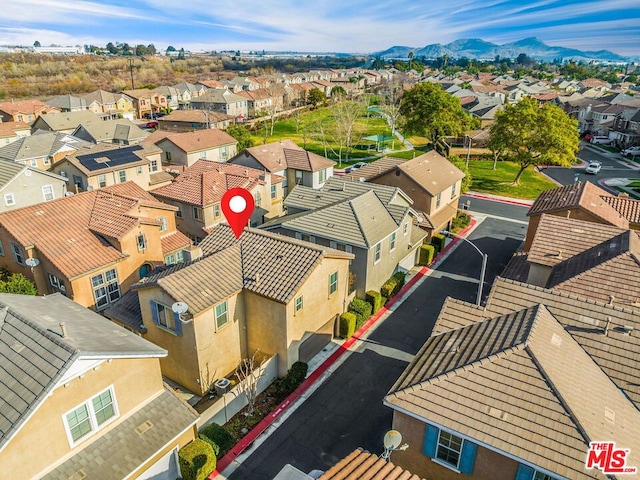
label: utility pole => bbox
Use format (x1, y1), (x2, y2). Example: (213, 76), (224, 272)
(129, 58), (135, 90)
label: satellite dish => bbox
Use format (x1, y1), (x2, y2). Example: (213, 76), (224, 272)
(172, 301), (189, 315)
(359, 176), (366, 183)
(383, 430), (403, 450)
(25, 258), (40, 268)
(417, 216), (424, 223)
(87, 185), (94, 191)
(65, 191), (74, 197)
(24, 170), (32, 177)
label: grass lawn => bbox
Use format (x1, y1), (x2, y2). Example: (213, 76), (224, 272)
(468, 161), (558, 200)
(386, 146), (433, 159)
(249, 107), (400, 163)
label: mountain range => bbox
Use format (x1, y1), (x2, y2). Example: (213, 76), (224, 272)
(374, 37), (628, 62)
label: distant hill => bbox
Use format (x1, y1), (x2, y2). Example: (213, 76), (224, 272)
(373, 37), (628, 62)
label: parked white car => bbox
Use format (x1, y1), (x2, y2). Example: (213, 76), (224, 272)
(585, 161), (602, 174)
(590, 136), (612, 145)
(622, 146), (640, 157)
(345, 162), (368, 173)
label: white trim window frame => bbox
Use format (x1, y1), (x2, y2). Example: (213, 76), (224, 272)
(374, 242), (382, 264)
(294, 295), (303, 313)
(62, 386), (119, 448)
(329, 271), (338, 296)
(91, 268), (121, 310)
(48, 273), (66, 295)
(390, 232), (396, 252)
(4, 193), (15, 206)
(42, 184), (55, 202)
(435, 429), (464, 469)
(215, 301), (229, 329)
(10, 243), (25, 265)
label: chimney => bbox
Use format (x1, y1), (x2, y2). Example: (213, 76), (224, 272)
(604, 317), (611, 337)
(618, 192), (629, 198)
(59, 322), (68, 338)
(608, 295), (615, 306)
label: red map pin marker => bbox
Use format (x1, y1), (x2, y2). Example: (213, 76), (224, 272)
(221, 188), (255, 239)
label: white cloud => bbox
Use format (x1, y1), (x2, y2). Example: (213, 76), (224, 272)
(3, 0), (147, 24)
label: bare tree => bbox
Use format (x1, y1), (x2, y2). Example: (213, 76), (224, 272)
(263, 83), (285, 136)
(235, 350), (267, 416)
(380, 85), (403, 136)
(328, 100), (364, 163)
(199, 363), (217, 396)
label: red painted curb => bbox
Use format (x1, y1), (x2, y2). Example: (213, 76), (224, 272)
(465, 192), (532, 207)
(209, 219), (476, 478)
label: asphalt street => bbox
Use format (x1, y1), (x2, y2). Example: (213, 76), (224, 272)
(460, 194), (529, 224)
(227, 213), (526, 479)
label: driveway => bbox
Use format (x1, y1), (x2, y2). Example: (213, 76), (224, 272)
(227, 216), (526, 479)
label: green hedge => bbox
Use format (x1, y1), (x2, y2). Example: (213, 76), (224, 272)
(380, 271), (406, 298)
(431, 233), (446, 253)
(349, 298), (372, 328)
(273, 361), (309, 402)
(179, 438), (217, 480)
(419, 244), (436, 265)
(339, 311), (357, 339)
(365, 290), (384, 314)
(200, 423), (234, 457)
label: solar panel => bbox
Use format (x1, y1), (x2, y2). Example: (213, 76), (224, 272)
(76, 145), (144, 172)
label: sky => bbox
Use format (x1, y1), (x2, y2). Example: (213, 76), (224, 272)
(2, 0), (639, 56)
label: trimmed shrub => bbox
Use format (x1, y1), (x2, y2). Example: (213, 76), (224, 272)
(200, 423), (234, 456)
(198, 434), (220, 457)
(365, 290), (383, 314)
(393, 271), (406, 290)
(419, 244), (436, 265)
(349, 298), (372, 328)
(273, 361), (309, 402)
(339, 311), (357, 339)
(380, 271), (407, 298)
(431, 233), (446, 253)
(179, 438), (217, 480)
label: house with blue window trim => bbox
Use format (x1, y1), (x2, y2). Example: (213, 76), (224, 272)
(384, 304), (640, 480)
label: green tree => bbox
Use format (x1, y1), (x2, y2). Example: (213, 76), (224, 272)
(307, 88), (326, 109)
(146, 44), (157, 55)
(330, 85), (346, 101)
(225, 124), (253, 151)
(399, 82), (473, 150)
(33, 40), (41, 47)
(135, 44), (146, 56)
(488, 97), (579, 185)
(166, 45), (176, 52)
(106, 42), (118, 54)
(0, 271), (37, 295)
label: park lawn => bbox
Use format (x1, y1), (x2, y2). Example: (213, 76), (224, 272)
(469, 160), (558, 200)
(386, 146), (433, 159)
(249, 107), (399, 162)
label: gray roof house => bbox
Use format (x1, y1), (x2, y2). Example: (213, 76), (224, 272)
(0, 130), (93, 170)
(0, 292), (198, 479)
(30, 110), (102, 134)
(0, 160), (67, 211)
(262, 177), (427, 297)
(190, 88), (249, 119)
(72, 119), (148, 145)
(43, 94), (88, 112)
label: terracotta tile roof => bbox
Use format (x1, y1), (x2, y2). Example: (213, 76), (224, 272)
(160, 128), (237, 153)
(388, 304), (640, 479)
(240, 140), (334, 172)
(149, 170), (174, 186)
(318, 448), (425, 480)
(197, 79), (226, 89)
(0, 99), (55, 116)
(0, 121), (30, 137)
(602, 195), (640, 224)
(236, 88), (272, 101)
(283, 147), (334, 172)
(151, 160), (266, 207)
(120, 88), (155, 100)
(527, 181), (629, 229)
(160, 231), (191, 255)
(0, 182), (174, 279)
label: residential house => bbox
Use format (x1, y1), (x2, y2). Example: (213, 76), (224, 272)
(0, 292), (198, 479)
(31, 110), (102, 134)
(80, 89), (135, 120)
(0, 160), (67, 212)
(343, 152), (465, 236)
(0, 99), (59, 123)
(228, 76), (261, 91)
(152, 86), (180, 111)
(385, 302), (640, 480)
(51, 142), (169, 192)
(190, 89), (249, 120)
(610, 108), (640, 147)
(44, 94), (88, 112)
(524, 181), (629, 250)
(229, 139), (335, 192)
(121, 89), (168, 119)
(72, 119), (148, 145)
(589, 103), (625, 135)
(0, 130), (93, 170)
(105, 224), (353, 393)
(236, 88), (276, 118)
(0, 121), (30, 147)
(0, 181), (192, 311)
(152, 128), (238, 167)
(195, 79), (227, 90)
(263, 178), (427, 298)
(151, 160), (285, 242)
(157, 109), (234, 132)
(172, 82), (207, 108)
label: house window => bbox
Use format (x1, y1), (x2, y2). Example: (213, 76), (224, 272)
(43, 157), (51, 166)
(255, 192), (262, 207)
(166, 152), (172, 162)
(318, 169), (327, 183)
(295, 170), (303, 184)
(436, 430), (463, 468)
(118, 170), (127, 183)
(0, 240), (4, 256)
(98, 174), (107, 188)
(515, 465), (561, 480)
(390, 232), (396, 252)
(155, 302), (177, 331)
(436, 192), (442, 208)
(329, 271), (338, 296)
(451, 183), (457, 199)
(220, 146), (229, 160)
(295, 232), (302, 240)
(215, 301), (229, 329)
(10, 243), (24, 266)
(4, 193), (15, 206)
(403, 223), (409, 236)
(150, 160), (158, 172)
(42, 185), (54, 201)
(29, 159), (38, 167)
(91, 268), (120, 310)
(271, 185), (277, 199)
(137, 234), (147, 251)
(193, 207), (203, 221)
(295, 295), (303, 313)
(63, 387), (118, 446)
(157, 217), (168, 232)
(165, 250), (184, 265)
(423, 424), (477, 474)
(374, 242), (381, 263)
(214, 203), (221, 218)
(200, 151), (207, 159)
(48, 273), (66, 295)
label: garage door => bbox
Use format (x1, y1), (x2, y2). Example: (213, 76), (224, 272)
(299, 332), (332, 363)
(137, 447), (179, 480)
(398, 249), (417, 272)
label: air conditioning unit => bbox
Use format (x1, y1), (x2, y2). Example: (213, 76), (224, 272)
(214, 378), (231, 396)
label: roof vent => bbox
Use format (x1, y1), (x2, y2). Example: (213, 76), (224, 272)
(135, 420), (154, 435)
(618, 325), (634, 335)
(59, 322), (68, 338)
(604, 317), (611, 336)
(604, 407), (615, 424)
(550, 333), (562, 346)
(607, 295), (615, 306)
(68, 469), (87, 480)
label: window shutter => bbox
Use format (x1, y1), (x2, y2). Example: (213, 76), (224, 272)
(515, 464), (535, 480)
(423, 424), (439, 458)
(174, 311), (183, 336)
(459, 440), (477, 474)
(150, 301), (159, 325)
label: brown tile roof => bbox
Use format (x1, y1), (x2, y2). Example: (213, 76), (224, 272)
(342, 156), (402, 181)
(236, 88), (272, 101)
(151, 160), (266, 207)
(318, 448), (425, 480)
(388, 304), (640, 479)
(602, 195), (640, 224)
(500, 251), (530, 282)
(159, 128), (237, 153)
(158, 109), (233, 124)
(0, 99), (55, 116)
(149, 170), (174, 186)
(527, 182), (629, 228)
(0, 121), (30, 137)
(120, 88), (155, 99)
(197, 79), (226, 89)
(0, 182), (175, 279)
(283, 147), (334, 172)
(160, 231), (191, 255)
(240, 140), (334, 172)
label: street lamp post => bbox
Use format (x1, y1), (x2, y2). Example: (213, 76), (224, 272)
(442, 230), (488, 306)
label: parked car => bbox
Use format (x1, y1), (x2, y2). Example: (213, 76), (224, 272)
(345, 162), (368, 173)
(590, 136), (612, 145)
(145, 121), (158, 129)
(622, 146), (640, 157)
(585, 161), (602, 174)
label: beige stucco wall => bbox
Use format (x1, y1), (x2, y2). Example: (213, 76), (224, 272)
(158, 139), (237, 167)
(0, 170), (66, 212)
(391, 410), (520, 480)
(1, 358), (164, 480)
